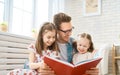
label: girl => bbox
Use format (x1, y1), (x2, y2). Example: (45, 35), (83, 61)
(72, 33), (94, 65)
(7, 22), (59, 75)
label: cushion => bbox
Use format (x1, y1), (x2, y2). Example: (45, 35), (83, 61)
(93, 43), (112, 75)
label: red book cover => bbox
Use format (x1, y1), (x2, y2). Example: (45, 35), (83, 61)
(43, 56), (102, 75)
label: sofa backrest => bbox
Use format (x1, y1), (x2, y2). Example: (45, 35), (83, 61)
(0, 32), (34, 75)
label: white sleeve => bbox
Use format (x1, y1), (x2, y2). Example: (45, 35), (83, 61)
(72, 53), (77, 65)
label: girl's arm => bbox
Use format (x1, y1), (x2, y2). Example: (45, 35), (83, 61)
(29, 51), (52, 73)
(29, 51), (41, 69)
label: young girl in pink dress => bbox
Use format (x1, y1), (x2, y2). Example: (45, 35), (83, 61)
(7, 22), (60, 75)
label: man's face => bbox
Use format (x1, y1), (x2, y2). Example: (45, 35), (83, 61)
(57, 22), (73, 43)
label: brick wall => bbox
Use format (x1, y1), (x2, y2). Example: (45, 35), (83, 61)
(65, 0), (120, 43)
(64, 0), (120, 74)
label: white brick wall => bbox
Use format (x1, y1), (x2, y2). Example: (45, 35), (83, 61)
(64, 0), (120, 74)
(65, 0), (120, 44)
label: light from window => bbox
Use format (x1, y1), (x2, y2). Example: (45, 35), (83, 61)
(0, 0), (4, 2)
(35, 0), (48, 28)
(0, 0), (4, 22)
(12, 0), (33, 36)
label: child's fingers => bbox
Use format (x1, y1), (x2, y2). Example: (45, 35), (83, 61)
(40, 61), (51, 70)
(85, 67), (99, 75)
(89, 67), (99, 70)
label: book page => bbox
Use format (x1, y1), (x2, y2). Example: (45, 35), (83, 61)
(75, 58), (102, 66)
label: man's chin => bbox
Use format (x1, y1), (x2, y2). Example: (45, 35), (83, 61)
(64, 38), (69, 42)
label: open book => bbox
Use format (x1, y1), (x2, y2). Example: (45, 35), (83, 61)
(43, 56), (102, 75)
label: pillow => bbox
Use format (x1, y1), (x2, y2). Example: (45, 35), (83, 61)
(93, 43), (112, 75)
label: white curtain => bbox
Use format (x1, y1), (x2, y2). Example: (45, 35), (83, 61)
(48, 0), (65, 22)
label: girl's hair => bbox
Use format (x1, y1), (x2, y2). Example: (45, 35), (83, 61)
(78, 33), (94, 52)
(35, 22), (58, 55)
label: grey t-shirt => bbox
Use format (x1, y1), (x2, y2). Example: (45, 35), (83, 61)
(58, 42), (68, 62)
(57, 38), (75, 62)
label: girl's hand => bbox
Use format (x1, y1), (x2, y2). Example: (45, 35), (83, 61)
(37, 61), (55, 75)
(83, 67), (99, 75)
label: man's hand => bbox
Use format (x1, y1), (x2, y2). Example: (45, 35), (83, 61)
(83, 67), (99, 75)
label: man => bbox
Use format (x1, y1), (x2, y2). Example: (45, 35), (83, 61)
(54, 12), (99, 75)
(39, 13), (99, 75)
(54, 12), (74, 63)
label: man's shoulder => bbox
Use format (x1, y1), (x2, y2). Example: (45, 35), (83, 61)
(69, 37), (75, 43)
(70, 37), (75, 40)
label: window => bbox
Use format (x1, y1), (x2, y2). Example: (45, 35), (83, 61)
(0, 0), (64, 37)
(0, 0), (4, 22)
(48, 0), (65, 21)
(35, 0), (48, 29)
(12, 0), (33, 36)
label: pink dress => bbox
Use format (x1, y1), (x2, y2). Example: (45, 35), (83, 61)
(7, 44), (60, 75)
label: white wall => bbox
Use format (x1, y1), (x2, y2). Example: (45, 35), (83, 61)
(64, 0), (120, 74)
(64, 0), (120, 45)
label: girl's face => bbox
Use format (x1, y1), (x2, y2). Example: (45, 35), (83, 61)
(77, 38), (90, 54)
(43, 30), (56, 48)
